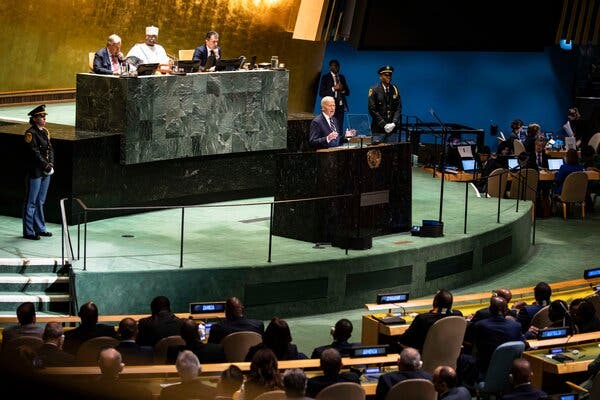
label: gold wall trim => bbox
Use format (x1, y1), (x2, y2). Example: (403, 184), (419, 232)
(0, 89), (76, 107)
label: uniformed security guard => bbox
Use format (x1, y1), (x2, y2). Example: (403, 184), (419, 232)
(368, 65), (402, 142)
(23, 105), (54, 240)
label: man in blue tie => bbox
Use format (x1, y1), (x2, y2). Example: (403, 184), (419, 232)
(309, 96), (342, 149)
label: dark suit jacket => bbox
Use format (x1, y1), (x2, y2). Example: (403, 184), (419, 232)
(115, 341), (154, 365)
(375, 369), (432, 400)
(63, 323), (117, 355)
(36, 343), (76, 367)
(399, 309), (464, 351)
(166, 340), (226, 364)
(309, 113), (340, 149)
(319, 72), (350, 128)
(1, 323), (44, 349)
(93, 47), (118, 75)
(192, 44), (222, 67)
(136, 310), (184, 347)
(440, 386), (472, 400)
(473, 315), (524, 376)
(207, 316), (264, 344)
(159, 379), (216, 400)
(368, 83), (402, 134)
(500, 384), (547, 400)
(311, 340), (358, 359)
(306, 372), (360, 398)
(516, 303), (545, 333)
(245, 342), (307, 361)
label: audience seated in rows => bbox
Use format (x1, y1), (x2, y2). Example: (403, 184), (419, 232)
(137, 295), (184, 347)
(159, 350), (215, 400)
(514, 282), (552, 333)
(375, 347), (432, 400)
(208, 297), (264, 344)
(432, 365), (471, 400)
(306, 347), (360, 398)
(399, 289), (463, 351)
(245, 317), (307, 361)
(166, 318), (226, 364)
(311, 318), (358, 359)
(215, 364), (244, 400)
(1, 302), (44, 350)
(63, 301), (117, 355)
(36, 322), (76, 367)
(242, 348), (284, 400)
(115, 317), (153, 365)
(283, 368), (312, 400)
(499, 358), (546, 400)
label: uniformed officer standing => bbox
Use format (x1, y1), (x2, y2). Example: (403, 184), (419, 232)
(23, 105), (54, 240)
(368, 65), (402, 141)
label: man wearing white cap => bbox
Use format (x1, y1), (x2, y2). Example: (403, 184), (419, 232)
(126, 25), (170, 65)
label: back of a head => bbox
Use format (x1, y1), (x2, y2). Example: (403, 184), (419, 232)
(510, 358), (531, 386)
(118, 317), (138, 341)
(433, 365), (458, 390)
(79, 301), (99, 325)
(150, 296), (171, 315)
(495, 288), (512, 303)
(43, 321), (64, 342)
(283, 368), (307, 398)
(548, 300), (568, 323)
(511, 119), (524, 131)
(399, 347), (422, 371)
(217, 365), (244, 397)
(16, 302), (36, 325)
(225, 297), (244, 318)
(180, 318), (200, 343)
(264, 317), (292, 355)
(333, 318), (353, 342)
(527, 123), (541, 137)
(320, 348), (342, 376)
(566, 148), (579, 165)
(250, 347), (279, 381)
(575, 299), (596, 324)
(489, 296), (507, 316)
(432, 289), (453, 312)
(176, 350), (201, 382)
(98, 348), (124, 377)
(534, 282), (552, 304)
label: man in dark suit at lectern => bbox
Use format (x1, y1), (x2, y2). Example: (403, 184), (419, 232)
(319, 60), (350, 132)
(310, 96), (341, 149)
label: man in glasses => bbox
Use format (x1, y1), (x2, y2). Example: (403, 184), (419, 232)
(368, 65), (402, 142)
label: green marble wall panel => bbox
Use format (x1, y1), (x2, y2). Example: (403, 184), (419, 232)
(76, 70), (289, 165)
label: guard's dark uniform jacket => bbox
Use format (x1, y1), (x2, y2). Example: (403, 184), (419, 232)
(368, 83), (402, 134)
(24, 125), (53, 178)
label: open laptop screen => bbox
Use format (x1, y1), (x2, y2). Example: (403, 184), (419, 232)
(461, 159), (476, 172)
(548, 158), (564, 171)
(507, 158), (519, 170)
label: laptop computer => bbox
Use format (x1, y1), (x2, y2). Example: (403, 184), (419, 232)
(547, 158), (564, 171)
(176, 60), (201, 73)
(215, 57), (245, 72)
(507, 157), (519, 170)
(461, 159), (476, 172)
(136, 63), (159, 76)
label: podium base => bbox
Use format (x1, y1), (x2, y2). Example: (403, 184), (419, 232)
(331, 235), (373, 250)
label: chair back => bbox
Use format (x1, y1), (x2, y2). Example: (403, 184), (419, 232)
(76, 336), (119, 365)
(588, 132), (600, 152)
(316, 382), (365, 400)
(421, 316), (467, 373)
(153, 335), (185, 364)
(478, 341), (525, 396)
(1, 335), (44, 362)
(221, 331), (263, 362)
(508, 169), (538, 201)
(584, 294), (600, 320)
(560, 172), (588, 202)
(486, 168), (508, 198)
(254, 390), (286, 400)
(178, 49), (195, 60)
(513, 140), (526, 155)
(385, 379), (437, 400)
(530, 305), (551, 329)
(88, 52), (95, 71)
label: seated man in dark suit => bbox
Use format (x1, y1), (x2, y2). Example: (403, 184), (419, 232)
(465, 288), (515, 350)
(1, 301), (44, 349)
(159, 350), (216, 400)
(306, 348), (360, 398)
(473, 296), (524, 378)
(115, 317), (153, 365)
(167, 318), (226, 364)
(137, 295), (184, 347)
(513, 282), (552, 333)
(311, 318), (359, 359)
(432, 365), (472, 400)
(207, 297), (264, 344)
(93, 34), (124, 75)
(192, 31), (221, 69)
(63, 301), (117, 355)
(375, 347), (432, 400)
(36, 322), (76, 367)
(399, 289), (463, 352)
(309, 96), (342, 149)
(500, 358), (547, 400)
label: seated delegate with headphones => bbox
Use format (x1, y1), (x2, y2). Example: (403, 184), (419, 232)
(396, 289), (463, 352)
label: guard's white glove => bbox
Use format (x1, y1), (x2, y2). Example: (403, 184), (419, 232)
(384, 123), (396, 133)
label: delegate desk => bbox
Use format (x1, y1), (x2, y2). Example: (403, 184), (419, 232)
(272, 143), (412, 248)
(524, 341), (600, 390)
(76, 70), (289, 165)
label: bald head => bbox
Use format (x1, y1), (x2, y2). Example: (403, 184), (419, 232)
(399, 347), (422, 371)
(225, 297), (244, 318)
(489, 296), (507, 315)
(495, 288), (512, 303)
(433, 365), (458, 394)
(320, 348), (342, 376)
(511, 358), (532, 386)
(98, 348), (124, 377)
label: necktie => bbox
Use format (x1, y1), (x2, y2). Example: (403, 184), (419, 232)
(538, 153), (542, 166)
(328, 117), (336, 132)
(111, 54), (118, 73)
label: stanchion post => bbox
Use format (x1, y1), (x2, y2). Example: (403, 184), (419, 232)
(179, 207), (185, 268)
(83, 211), (87, 271)
(464, 182), (468, 234)
(268, 203), (274, 263)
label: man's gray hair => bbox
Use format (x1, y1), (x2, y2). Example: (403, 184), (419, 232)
(399, 347), (422, 370)
(107, 34), (121, 45)
(176, 350), (201, 381)
(283, 368), (307, 398)
(321, 96), (335, 108)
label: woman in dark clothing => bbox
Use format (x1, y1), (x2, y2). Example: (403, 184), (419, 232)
(245, 317), (307, 361)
